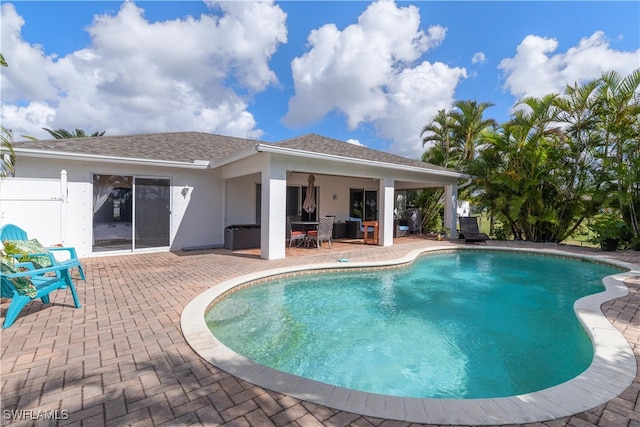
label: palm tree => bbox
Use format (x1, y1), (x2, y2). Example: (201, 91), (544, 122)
(553, 79), (602, 238)
(1, 126), (16, 179)
(1, 53), (15, 179)
(469, 92), (587, 242)
(448, 100), (497, 165)
(420, 100), (497, 170)
(42, 128), (106, 139)
(595, 69), (640, 237)
(418, 100), (497, 233)
(420, 109), (458, 168)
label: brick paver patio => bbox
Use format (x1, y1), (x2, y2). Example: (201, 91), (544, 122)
(1, 237), (639, 426)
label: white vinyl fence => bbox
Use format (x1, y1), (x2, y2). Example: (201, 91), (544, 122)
(0, 171), (68, 246)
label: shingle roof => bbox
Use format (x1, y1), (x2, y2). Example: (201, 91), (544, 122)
(12, 132), (263, 164)
(277, 134), (454, 173)
(12, 131), (461, 175)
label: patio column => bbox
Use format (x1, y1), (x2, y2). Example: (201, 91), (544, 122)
(260, 160), (287, 260)
(444, 183), (458, 238)
(379, 177), (394, 246)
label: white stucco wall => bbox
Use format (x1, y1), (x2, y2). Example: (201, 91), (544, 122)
(1, 156), (224, 257)
(225, 173), (260, 226)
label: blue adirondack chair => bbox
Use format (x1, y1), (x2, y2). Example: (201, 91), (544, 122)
(1, 261), (81, 328)
(0, 224), (85, 280)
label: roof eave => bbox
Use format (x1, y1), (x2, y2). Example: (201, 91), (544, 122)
(208, 145), (262, 169)
(255, 143), (470, 180)
(13, 148), (211, 170)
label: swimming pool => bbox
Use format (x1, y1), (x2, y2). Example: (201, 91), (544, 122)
(182, 247), (637, 424)
(206, 251), (618, 399)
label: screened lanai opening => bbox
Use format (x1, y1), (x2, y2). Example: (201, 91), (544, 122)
(92, 174), (171, 252)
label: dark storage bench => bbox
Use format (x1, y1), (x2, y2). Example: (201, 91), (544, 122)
(224, 224), (261, 250)
(333, 222), (348, 239)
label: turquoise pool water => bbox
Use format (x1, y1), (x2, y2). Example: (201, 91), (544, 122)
(206, 251), (622, 399)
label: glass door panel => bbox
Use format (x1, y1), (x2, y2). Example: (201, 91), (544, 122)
(134, 177), (171, 249)
(349, 189), (364, 218)
(92, 175), (133, 252)
(286, 186), (300, 218)
(364, 190), (378, 221)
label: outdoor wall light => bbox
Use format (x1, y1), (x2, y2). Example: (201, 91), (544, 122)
(181, 186), (190, 198)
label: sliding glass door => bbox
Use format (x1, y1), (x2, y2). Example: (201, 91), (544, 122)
(92, 174), (170, 252)
(286, 185), (318, 221)
(349, 189), (378, 221)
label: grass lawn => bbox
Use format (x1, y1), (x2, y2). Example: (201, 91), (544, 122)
(475, 213), (599, 248)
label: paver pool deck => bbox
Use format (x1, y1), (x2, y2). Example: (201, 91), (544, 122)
(1, 237), (639, 426)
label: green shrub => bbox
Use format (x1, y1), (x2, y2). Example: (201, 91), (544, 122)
(492, 226), (512, 241)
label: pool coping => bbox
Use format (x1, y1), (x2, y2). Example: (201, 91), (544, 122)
(180, 245), (639, 425)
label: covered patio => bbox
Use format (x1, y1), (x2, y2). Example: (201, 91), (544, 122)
(1, 238), (638, 426)
(221, 135), (469, 260)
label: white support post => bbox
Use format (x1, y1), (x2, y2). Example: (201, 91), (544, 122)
(260, 159), (287, 260)
(444, 183), (458, 238)
(379, 177), (395, 246)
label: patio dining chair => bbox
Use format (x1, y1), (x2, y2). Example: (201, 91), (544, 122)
(286, 217), (307, 248)
(307, 216), (334, 249)
(458, 217), (490, 244)
(0, 224), (86, 280)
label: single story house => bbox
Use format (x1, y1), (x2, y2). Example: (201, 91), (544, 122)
(0, 132), (470, 260)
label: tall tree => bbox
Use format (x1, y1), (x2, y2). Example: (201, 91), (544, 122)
(421, 100), (497, 171)
(595, 69), (640, 237)
(421, 109), (458, 168)
(553, 79), (603, 237)
(417, 101), (497, 231)
(449, 100), (498, 165)
(469, 70), (640, 244)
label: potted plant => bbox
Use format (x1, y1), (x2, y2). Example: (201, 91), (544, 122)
(588, 214), (628, 251)
(437, 227), (449, 241)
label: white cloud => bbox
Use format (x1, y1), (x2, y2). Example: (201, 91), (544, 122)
(471, 52), (486, 64)
(499, 31), (640, 100)
(0, 4), (58, 102)
(346, 138), (363, 146)
(380, 62), (466, 157)
(0, 1), (287, 140)
(284, 0), (466, 158)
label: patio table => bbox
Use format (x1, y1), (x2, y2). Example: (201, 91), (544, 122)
(290, 221), (319, 247)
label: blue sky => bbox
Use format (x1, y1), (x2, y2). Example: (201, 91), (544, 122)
(1, 1), (638, 159)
